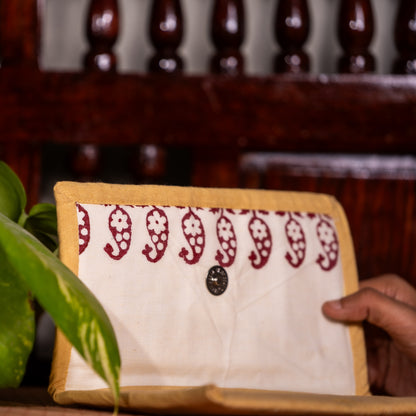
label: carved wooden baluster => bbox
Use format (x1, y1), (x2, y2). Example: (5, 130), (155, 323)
(74, 0), (119, 181)
(274, 0), (311, 73)
(148, 0), (184, 73)
(70, 144), (101, 182)
(210, 0), (245, 75)
(337, 0), (375, 73)
(135, 1), (183, 183)
(393, 0), (416, 74)
(84, 0), (119, 72)
(132, 144), (167, 184)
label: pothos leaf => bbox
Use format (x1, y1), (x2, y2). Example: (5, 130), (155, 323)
(0, 212), (120, 402)
(26, 203), (57, 235)
(0, 253), (35, 388)
(24, 203), (58, 252)
(0, 161), (26, 222)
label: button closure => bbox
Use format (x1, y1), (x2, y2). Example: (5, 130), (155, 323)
(206, 265), (228, 296)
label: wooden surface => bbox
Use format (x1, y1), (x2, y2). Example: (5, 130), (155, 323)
(0, 388), (117, 415)
(0, 408), (116, 416)
(0, 70), (415, 150)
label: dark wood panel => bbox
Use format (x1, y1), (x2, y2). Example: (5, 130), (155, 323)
(0, 0), (40, 68)
(0, 70), (415, 153)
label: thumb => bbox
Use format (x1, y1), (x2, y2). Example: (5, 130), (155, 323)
(322, 288), (416, 358)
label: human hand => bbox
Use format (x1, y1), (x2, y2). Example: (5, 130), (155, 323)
(322, 274), (416, 396)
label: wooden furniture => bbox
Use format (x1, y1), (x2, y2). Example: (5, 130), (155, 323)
(1, 0), (416, 397)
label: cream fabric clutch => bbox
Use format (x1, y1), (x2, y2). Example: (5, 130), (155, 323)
(49, 182), (416, 414)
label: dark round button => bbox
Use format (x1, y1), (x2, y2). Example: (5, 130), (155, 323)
(206, 266), (228, 296)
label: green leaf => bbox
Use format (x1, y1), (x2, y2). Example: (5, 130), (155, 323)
(0, 212), (120, 401)
(0, 161), (27, 222)
(0, 255), (35, 388)
(26, 203), (57, 235)
(24, 203), (58, 252)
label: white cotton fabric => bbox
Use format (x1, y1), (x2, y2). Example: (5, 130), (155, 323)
(65, 204), (355, 395)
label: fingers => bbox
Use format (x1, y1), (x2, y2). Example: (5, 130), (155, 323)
(323, 288), (396, 324)
(323, 276), (416, 393)
(359, 275), (416, 307)
(322, 288), (416, 360)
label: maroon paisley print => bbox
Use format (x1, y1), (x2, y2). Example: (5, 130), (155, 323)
(77, 204), (90, 255)
(284, 214), (306, 268)
(316, 216), (339, 271)
(215, 213), (237, 267)
(248, 214), (272, 269)
(179, 208), (205, 265)
(142, 207), (169, 263)
(104, 206), (132, 260)
(85, 203), (340, 273)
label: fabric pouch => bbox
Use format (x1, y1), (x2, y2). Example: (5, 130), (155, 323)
(49, 182), (416, 414)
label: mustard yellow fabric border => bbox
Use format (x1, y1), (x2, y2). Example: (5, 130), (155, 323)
(55, 385), (416, 415)
(50, 182), (374, 413)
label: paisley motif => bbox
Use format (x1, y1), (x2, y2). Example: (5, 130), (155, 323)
(104, 206), (132, 260)
(142, 207), (169, 262)
(77, 204), (90, 255)
(179, 208), (205, 265)
(248, 214), (272, 269)
(284, 214), (306, 268)
(316, 216), (339, 271)
(215, 213), (237, 267)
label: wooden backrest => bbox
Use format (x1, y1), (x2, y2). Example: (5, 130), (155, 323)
(0, 0), (416, 285)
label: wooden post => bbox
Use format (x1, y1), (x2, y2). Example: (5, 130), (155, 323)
(148, 0), (184, 73)
(210, 0), (245, 75)
(84, 0), (119, 72)
(337, 0), (375, 73)
(72, 0), (121, 181)
(393, 0), (416, 74)
(274, 0), (311, 73)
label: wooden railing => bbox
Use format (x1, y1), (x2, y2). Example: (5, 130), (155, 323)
(79, 0), (416, 75)
(3, 1), (415, 74)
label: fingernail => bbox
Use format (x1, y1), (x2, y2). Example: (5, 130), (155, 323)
(325, 299), (343, 309)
